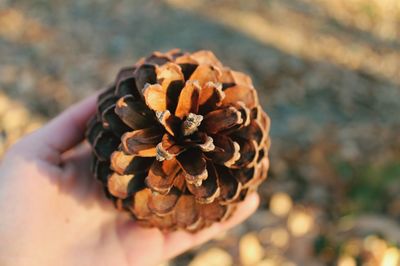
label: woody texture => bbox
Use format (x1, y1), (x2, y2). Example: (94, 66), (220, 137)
(86, 49), (271, 232)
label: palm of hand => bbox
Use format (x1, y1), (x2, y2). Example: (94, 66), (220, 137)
(0, 94), (259, 266)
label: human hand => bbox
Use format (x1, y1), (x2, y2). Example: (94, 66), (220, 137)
(0, 94), (260, 266)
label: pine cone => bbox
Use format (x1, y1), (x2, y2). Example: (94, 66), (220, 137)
(86, 49), (270, 232)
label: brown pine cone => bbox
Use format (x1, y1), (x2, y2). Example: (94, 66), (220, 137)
(86, 49), (270, 232)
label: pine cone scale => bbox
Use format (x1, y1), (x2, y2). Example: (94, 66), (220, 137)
(134, 64), (157, 93)
(92, 130), (119, 161)
(114, 95), (155, 130)
(222, 84), (258, 109)
(186, 160), (220, 204)
(176, 148), (207, 185)
(145, 159), (180, 194)
(148, 187), (181, 216)
(198, 82), (224, 114)
(188, 64), (221, 87)
(174, 80), (201, 119)
(121, 127), (162, 156)
(207, 134), (241, 167)
(174, 194), (200, 227)
(215, 165), (242, 204)
(110, 151), (134, 174)
(201, 106), (243, 134)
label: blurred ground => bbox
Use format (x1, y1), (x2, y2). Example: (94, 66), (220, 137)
(1, 0), (400, 265)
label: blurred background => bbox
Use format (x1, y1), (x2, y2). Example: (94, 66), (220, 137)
(1, 0), (400, 265)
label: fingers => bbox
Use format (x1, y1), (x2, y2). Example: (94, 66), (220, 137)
(161, 193), (260, 261)
(26, 93), (98, 159)
(60, 142), (92, 185)
(59, 142), (107, 202)
(114, 193), (259, 266)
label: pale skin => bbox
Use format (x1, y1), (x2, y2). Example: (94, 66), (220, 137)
(0, 94), (260, 266)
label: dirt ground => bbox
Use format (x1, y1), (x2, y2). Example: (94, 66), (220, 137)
(1, 0), (400, 265)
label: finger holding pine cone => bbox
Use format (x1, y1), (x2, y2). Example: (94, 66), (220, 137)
(86, 49), (271, 232)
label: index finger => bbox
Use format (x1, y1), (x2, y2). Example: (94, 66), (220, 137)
(30, 93), (98, 156)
